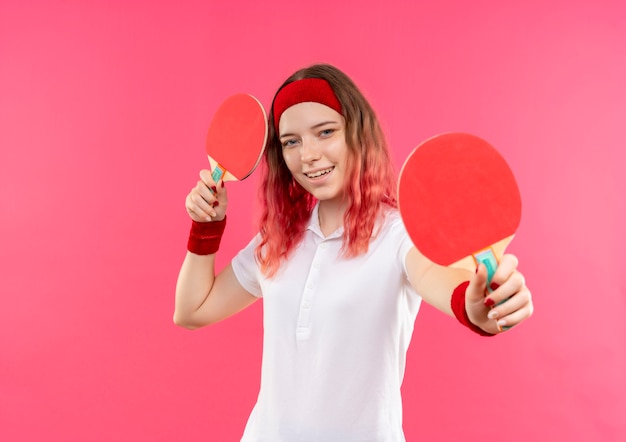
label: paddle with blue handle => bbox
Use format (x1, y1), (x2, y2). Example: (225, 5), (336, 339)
(398, 132), (522, 330)
(205, 93), (268, 185)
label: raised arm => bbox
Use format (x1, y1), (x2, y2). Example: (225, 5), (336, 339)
(405, 247), (533, 335)
(173, 170), (258, 330)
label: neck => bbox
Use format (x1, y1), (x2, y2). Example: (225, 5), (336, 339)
(318, 199), (348, 236)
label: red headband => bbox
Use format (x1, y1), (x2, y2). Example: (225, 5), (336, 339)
(272, 78), (343, 132)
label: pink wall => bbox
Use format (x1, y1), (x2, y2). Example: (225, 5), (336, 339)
(1, 0), (624, 440)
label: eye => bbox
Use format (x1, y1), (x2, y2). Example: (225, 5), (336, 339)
(319, 128), (335, 138)
(281, 138), (300, 148)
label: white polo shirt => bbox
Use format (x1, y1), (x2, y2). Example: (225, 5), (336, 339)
(232, 204), (422, 442)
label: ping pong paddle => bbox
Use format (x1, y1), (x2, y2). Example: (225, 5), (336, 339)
(205, 93), (268, 184)
(398, 132), (522, 317)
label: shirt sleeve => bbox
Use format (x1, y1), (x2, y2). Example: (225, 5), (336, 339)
(231, 234), (263, 298)
(386, 210), (423, 303)
(384, 211), (416, 276)
(399, 227), (414, 273)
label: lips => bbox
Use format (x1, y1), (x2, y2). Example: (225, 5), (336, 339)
(304, 166), (334, 179)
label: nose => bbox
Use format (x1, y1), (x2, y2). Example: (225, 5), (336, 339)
(300, 139), (321, 163)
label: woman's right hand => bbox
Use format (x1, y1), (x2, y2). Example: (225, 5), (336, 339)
(185, 169), (228, 222)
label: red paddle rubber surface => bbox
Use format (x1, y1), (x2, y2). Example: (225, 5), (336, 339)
(205, 94), (267, 181)
(398, 132), (521, 266)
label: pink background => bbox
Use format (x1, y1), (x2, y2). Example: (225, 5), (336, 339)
(1, 0), (625, 440)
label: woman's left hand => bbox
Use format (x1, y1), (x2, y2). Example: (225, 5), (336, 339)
(465, 254), (534, 334)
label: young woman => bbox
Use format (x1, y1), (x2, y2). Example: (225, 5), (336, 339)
(175, 64), (533, 441)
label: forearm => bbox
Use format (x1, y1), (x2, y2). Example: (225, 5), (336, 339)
(418, 263), (472, 317)
(173, 251), (216, 328)
(405, 247), (472, 316)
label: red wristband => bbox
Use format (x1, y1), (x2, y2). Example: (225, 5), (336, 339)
(187, 217), (226, 255)
(451, 281), (495, 337)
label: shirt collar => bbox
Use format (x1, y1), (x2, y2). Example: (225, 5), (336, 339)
(306, 202), (344, 240)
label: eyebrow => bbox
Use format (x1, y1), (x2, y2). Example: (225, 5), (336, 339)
(279, 120), (340, 139)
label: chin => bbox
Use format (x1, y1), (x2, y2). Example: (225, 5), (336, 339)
(313, 190), (343, 202)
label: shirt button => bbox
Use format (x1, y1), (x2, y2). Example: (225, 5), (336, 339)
(303, 301), (311, 308)
(320, 243), (327, 249)
(313, 262), (320, 269)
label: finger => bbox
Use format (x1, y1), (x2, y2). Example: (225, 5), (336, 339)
(215, 178), (226, 197)
(211, 180), (229, 215)
(490, 299), (533, 329)
(197, 180), (218, 204)
(192, 191), (215, 214)
(199, 169), (225, 198)
(486, 283), (530, 317)
(186, 194), (208, 220)
(466, 263), (489, 305)
(187, 192), (217, 221)
(486, 285), (532, 332)
(199, 169), (216, 187)
(485, 270), (526, 306)
(490, 254), (519, 287)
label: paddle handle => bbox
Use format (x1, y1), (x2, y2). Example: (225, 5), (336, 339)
(207, 156), (237, 185)
(473, 248), (511, 331)
(211, 164), (226, 184)
(473, 248), (498, 287)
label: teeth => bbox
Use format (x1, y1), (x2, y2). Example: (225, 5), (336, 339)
(306, 167), (333, 178)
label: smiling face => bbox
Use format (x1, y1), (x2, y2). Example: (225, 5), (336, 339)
(279, 102), (350, 205)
